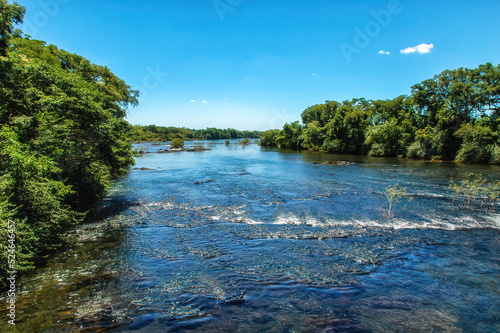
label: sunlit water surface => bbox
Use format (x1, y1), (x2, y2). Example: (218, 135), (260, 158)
(1, 141), (499, 332)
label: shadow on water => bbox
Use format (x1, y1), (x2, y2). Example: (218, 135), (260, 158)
(84, 195), (141, 224)
(1, 142), (499, 332)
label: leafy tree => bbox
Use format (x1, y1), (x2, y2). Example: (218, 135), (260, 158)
(450, 172), (499, 211)
(383, 183), (412, 218)
(275, 121), (302, 149)
(0, 2), (139, 284)
(0, 0), (25, 56)
(300, 121), (323, 150)
(260, 129), (280, 147)
(277, 63), (499, 164)
(127, 125), (261, 142)
(409, 64), (500, 159)
(301, 101), (340, 127)
(365, 120), (405, 157)
(320, 99), (370, 154)
(454, 123), (497, 163)
(171, 138), (184, 148)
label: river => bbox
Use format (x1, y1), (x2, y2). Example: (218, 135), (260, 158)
(1, 140), (499, 332)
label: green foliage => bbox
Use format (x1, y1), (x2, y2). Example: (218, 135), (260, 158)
(266, 63), (499, 164)
(0, 3), (138, 285)
(300, 121), (323, 150)
(196, 127), (261, 140)
(240, 138), (250, 145)
(409, 63), (500, 159)
(0, 0), (25, 56)
(275, 121), (302, 149)
(365, 97), (416, 157)
(383, 183), (413, 218)
(127, 125), (261, 142)
(0, 182), (36, 276)
(491, 145), (500, 164)
(171, 138), (184, 148)
(320, 99), (370, 154)
(301, 101), (340, 127)
(259, 129), (280, 147)
(0, 127), (81, 252)
(454, 123), (498, 163)
(450, 173), (499, 211)
(406, 127), (442, 159)
(366, 120), (409, 157)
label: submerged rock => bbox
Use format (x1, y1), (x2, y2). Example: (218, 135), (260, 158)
(186, 147), (212, 152)
(126, 314), (157, 330)
(221, 291), (246, 305)
(194, 180), (213, 184)
(157, 148), (187, 153)
(313, 160), (355, 166)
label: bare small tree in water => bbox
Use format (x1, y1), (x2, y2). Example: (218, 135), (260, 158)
(384, 183), (413, 218)
(450, 173), (499, 212)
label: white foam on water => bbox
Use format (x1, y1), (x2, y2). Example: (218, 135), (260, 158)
(136, 200), (500, 231)
(214, 208), (500, 231)
(145, 201), (175, 210)
(273, 213), (322, 227)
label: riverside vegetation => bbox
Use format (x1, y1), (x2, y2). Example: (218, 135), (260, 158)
(260, 63), (500, 164)
(450, 173), (500, 211)
(127, 125), (261, 142)
(383, 184), (413, 218)
(0, 1), (139, 285)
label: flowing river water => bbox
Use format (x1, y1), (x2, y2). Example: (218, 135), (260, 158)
(1, 141), (499, 332)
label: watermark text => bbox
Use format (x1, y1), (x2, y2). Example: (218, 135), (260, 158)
(6, 220), (17, 325)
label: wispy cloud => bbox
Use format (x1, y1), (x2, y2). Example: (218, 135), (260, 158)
(312, 73), (318, 76)
(202, 101), (208, 104)
(190, 100), (196, 103)
(378, 50), (390, 55)
(400, 43), (434, 54)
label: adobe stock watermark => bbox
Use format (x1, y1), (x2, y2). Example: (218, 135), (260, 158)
(135, 65), (169, 101)
(6, 220), (17, 326)
(340, 0), (403, 64)
(213, 0), (243, 21)
(269, 107), (296, 129)
(22, 0), (71, 37)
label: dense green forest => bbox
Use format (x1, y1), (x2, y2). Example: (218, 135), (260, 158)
(0, 1), (138, 284)
(127, 125), (262, 142)
(262, 63), (500, 164)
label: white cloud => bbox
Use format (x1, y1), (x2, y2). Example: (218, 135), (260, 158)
(378, 50), (390, 55)
(202, 101), (208, 104)
(400, 43), (434, 54)
(190, 100), (196, 103)
(312, 73), (318, 76)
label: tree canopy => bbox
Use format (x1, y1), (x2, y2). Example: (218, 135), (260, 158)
(0, 1), (138, 284)
(126, 125), (262, 142)
(262, 63), (500, 164)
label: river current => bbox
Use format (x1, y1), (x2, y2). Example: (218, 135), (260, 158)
(1, 141), (499, 332)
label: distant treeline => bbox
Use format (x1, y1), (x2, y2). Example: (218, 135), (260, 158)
(127, 125), (262, 142)
(261, 63), (500, 164)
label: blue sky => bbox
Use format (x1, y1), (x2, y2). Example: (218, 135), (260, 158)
(17, 0), (500, 130)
